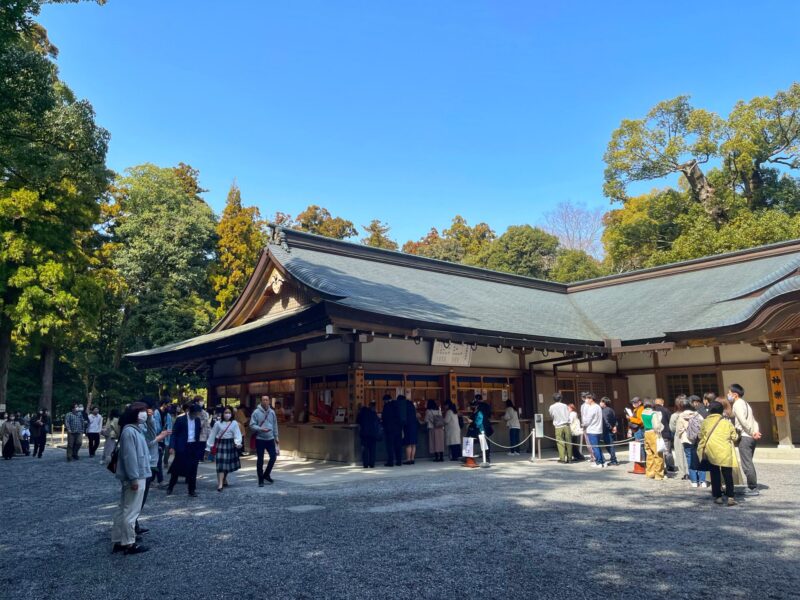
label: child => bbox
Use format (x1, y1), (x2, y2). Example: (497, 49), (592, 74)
(20, 424), (31, 456)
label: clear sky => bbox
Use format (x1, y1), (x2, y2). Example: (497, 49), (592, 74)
(39, 0), (800, 244)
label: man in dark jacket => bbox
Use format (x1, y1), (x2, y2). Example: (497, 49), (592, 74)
(381, 395), (402, 467)
(356, 401), (380, 468)
(599, 397), (619, 466)
(166, 403), (203, 497)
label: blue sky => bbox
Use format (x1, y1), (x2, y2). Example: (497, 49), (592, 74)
(40, 1), (800, 244)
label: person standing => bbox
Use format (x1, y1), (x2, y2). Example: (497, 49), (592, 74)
(86, 406), (103, 458)
(670, 396), (688, 480)
(65, 403), (85, 461)
(234, 404), (251, 455)
(424, 400), (445, 462)
(568, 403), (585, 462)
(502, 400), (521, 456)
(356, 401), (380, 468)
(205, 407), (242, 490)
(397, 395), (418, 465)
(167, 403), (203, 497)
(654, 398), (674, 473)
(102, 409), (121, 465)
(250, 396), (279, 486)
(627, 397), (644, 441)
(729, 384), (761, 496)
(691, 395), (709, 418)
(29, 409), (50, 459)
(598, 397), (619, 466)
(138, 401), (169, 535)
(443, 401), (462, 461)
(381, 394), (403, 467)
(549, 393), (571, 463)
(1, 414), (22, 459)
(641, 399), (665, 480)
(580, 394), (605, 468)
(697, 401), (739, 507)
(111, 403), (151, 555)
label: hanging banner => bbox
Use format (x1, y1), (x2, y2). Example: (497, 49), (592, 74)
(769, 369), (788, 417)
(462, 436), (474, 457)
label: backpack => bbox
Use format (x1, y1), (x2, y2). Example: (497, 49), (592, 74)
(686, 414), (703, 444)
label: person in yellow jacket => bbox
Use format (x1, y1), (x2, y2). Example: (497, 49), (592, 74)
(697, 401), (739, 507)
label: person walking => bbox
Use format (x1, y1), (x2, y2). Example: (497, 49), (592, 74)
(729, 384), (761, 496)
(549, 393), (571, 463)
(167, 403), (203, 497)
(598, 397), (619, 466)
(568, 403), (585, 462)
(381, 394), (403, 467)
(356, 401), (381, 468)
(205, 407), (242, 491)
(1, 414), (22, 459)
(424, 400), (445, 462)
(234, 404), (251, 455)
(443, 401), (462, 461)
(250, 396), (279, 486)
(641, 399), (665, 480)
(502, 400), (522, 456)
(102, 409), (121, 465)
(86, 406), (103, 458)
(64, 403), (86, 461)
(697, 401), (739, 507)
(111, 403), (151, 555)
(29, 409), (50, 459)
(580, 394), (605, 468)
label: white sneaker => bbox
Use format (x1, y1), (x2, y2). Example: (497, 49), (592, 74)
(701, 482), (709, 488)
(744, 488), (760, 496)
(690, 482), (699, 488)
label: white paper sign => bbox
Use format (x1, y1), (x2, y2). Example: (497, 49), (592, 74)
(462, 436), (474, 457)
(431, 340), (473, 366)
(629, 441), (643, 462)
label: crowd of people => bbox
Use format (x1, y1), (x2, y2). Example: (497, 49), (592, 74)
(0, 409), (51, 459)
(549, 383), (762, 506)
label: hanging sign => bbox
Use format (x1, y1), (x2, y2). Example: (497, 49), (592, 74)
(462, 436), (474, 457)
(769, 369), (788, 417)
(431, 340), (472, 367)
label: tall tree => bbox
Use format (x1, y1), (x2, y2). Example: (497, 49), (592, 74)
(402, 228), (465, 263)
(442, 215), (495, 256)
(465, 225), (559, 279)
(543, 201), (605, 258)
(211, 181), (266, 319)
(294, 205), (356, 239)
(361, 219), (398, 250)
(549, 249), (605, 283)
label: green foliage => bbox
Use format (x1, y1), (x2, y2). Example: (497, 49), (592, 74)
(442, 216), (495, 256)
(211, 182), (267, 319)
(361, 219), (398, 250)
(550, 249), (605, 283)
(295, 205), (356, 239)
(402, 228), (466, 262)
(465, 225), (559, 279)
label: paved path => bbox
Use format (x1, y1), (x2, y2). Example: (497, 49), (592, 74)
(1, 448), (798, 599)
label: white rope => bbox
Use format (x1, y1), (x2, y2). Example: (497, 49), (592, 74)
(483, 432), (635, 449)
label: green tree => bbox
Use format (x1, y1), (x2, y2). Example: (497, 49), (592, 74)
(361, 219), (398, 250)
(402, 228), (466, 263)
(465, 225), (559, 279)
(212, 181), (267, 319)
(295, 205), (356, 239)
(442, 215), (495, 256)
(549, 249), (605, 283)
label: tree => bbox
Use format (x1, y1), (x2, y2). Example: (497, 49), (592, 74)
(294, 205), (356, 239)
(361, 219), (398, 250)
(549, 249), (605, 283)
(402, 228), (465, 263)
(442, 215), (495, 256)
(211, 181), (266, 319)
(465, 225), (559, 279)
(542, 201), (605, 258)
(603, 96), (726, 221)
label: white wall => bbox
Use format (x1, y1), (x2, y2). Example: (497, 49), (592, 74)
(247, 348), (295, 373)
(303, 339), (349, 367)
(719, 343), (768, 364)
(628, 374), (657, 398)
(617, 353), (654, 370)
(362, 338), (431, 365)
(470, 346), (519, 369)
(590, 360), (618, 374)
(721, 368), (769, 403)
(659, 346), (715, 367)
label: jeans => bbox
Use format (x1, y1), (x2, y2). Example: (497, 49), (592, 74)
(509, 428), (520, 451)
(710, 464), (734, 498)
(587, 433), (604, 464)
(738, 436), (758, 490)
(683, 443), (705, 484)
(633, 428), (644, 441)
(256, 438), (277, 482)
(602, 430), (618, 463)
(66, 432), (83, 459)
(87, 432), (100, 456)
(554, 425), (571, 462)
(361, 437), (376, 467)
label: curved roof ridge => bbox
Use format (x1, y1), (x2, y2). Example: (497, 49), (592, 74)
(721, 256), (800, 301)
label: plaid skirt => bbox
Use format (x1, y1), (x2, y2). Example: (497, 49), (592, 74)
(213, 437), (241, 473)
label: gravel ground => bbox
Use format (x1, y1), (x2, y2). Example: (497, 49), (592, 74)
(1, 447), (798, 600)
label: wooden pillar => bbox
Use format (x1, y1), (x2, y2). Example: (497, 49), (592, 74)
(349, 366), (365, 424)
(448, 371), (458, 408)
(294, 350), (303, 423)
(206, 361), (217, 407)
(516, 350), (534, 417)
(768, 355), (794, 447)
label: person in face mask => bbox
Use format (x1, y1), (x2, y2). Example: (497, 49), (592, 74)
(136, 399), (169, 536)
(205, 407), (243, 491)
(111, 402), (152, 555)
(1, 412), (23, 459)
(65, 403), (87, 461)
(30, 409), (51, 458)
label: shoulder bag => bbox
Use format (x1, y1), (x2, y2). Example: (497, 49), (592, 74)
(209, 421), (233, 458)
(698, 415), (724, 469)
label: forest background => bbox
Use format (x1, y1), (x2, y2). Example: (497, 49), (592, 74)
(3, 1), (800, 417)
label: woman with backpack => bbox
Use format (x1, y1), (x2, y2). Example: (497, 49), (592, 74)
(443, 402), (462, 461)
(424, 400), (445, 462)
(676, 397), (707, 488)
(697, 401), (739, 507)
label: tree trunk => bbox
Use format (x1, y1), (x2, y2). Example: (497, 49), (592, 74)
(745, 163), (764, 209)
(112, 304), (130, 369)
(0, 322), (11, 412)
(680, 160), (725, 223)
(40, 344), (55, 414)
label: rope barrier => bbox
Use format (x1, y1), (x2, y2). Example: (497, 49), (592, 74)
(483, 432), (635, 449)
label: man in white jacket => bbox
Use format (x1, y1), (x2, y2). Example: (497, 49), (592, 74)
(729, 383), (761, 496)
